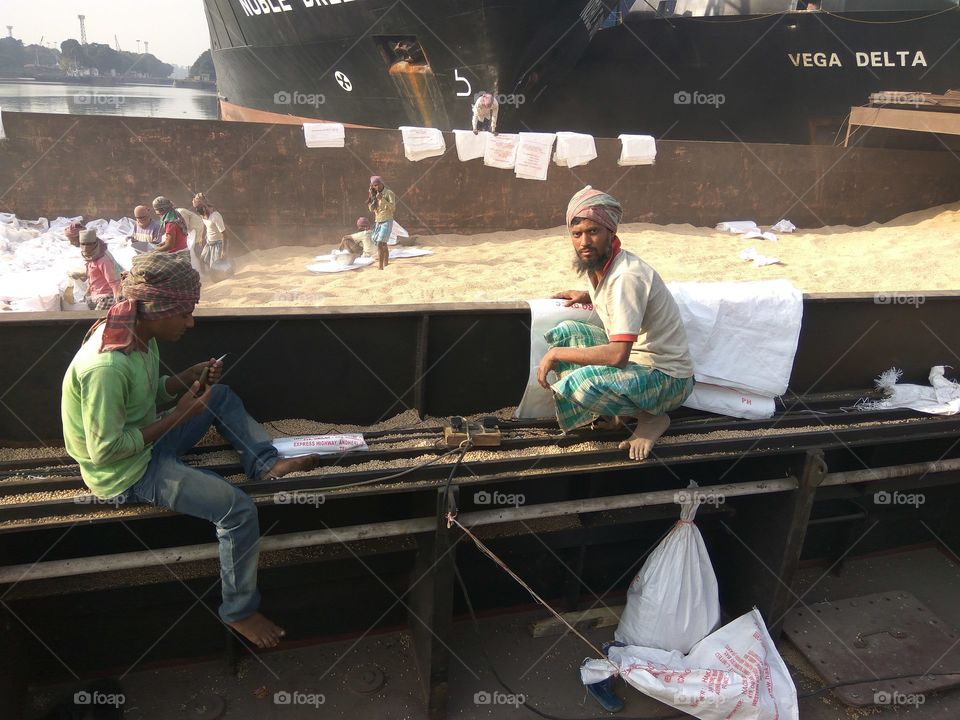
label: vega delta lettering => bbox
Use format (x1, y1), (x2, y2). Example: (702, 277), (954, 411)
(788, 49), (928, 68)
(235, 0), (357, 17)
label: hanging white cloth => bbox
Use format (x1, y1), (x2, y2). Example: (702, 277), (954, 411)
(399, 126), (446, 161)
(554, 132), (597, 168)
(618, 134), (656, 165)
(303, 122), (345, 148)
(514, 132), (556, 181)
(483, 133), (520, 170)
(453, 129), (488, 161)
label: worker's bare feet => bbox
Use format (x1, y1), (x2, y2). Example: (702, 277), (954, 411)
(593, 416), (623, 431)
(618, 414), (670, 461)
(260, 454), (322, 480)
(227, 612), (285, 648)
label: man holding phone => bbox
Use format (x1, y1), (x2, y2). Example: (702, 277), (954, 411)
(61, 253), (320, 649)
(367, 175), (396, 270)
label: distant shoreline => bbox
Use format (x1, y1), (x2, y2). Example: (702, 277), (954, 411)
(0, 77), (215, 90)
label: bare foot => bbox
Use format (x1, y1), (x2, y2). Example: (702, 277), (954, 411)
(227, 612), (285, 648)
(618, 413), (670, 461)
(260, 454), (322, 480)
(593, 416), (623, 431)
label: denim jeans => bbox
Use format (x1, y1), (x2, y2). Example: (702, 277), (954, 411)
(118, 384), (279, 623)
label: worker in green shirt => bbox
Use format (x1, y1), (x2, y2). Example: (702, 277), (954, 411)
(61, 253), (321, 649)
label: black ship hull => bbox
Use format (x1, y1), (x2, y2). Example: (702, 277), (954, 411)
(204, 1), (960, 144)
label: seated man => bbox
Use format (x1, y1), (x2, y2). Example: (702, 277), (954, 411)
(152, 196), (189, 254)
(61, 253), (321, 648)
(538, 187), (694, 460)
(127, 205), (163, 251)
(338, 217), (375, 257)
(78, 228), (122, 311)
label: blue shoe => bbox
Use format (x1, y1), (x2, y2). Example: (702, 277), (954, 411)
(585, 677), (624, 713)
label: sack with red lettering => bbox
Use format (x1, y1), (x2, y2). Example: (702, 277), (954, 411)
(614, 483), (720, 653)
(581, 608), (799, 720)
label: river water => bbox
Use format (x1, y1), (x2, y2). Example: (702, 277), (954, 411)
(0, 81), (218, 120)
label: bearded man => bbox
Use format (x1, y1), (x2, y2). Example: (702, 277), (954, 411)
(537, 187), (695, 460)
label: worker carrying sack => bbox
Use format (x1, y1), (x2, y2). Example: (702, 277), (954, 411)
(614, 481), (720, 653)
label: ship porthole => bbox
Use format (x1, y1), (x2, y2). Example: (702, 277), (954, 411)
(335, 71), (353, 92)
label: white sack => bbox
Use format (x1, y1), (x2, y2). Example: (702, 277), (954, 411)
(483, 134), (519, 169)
(272, 434), (368, 457)
(582, 608), (799, 720)
(682, 382), (776, 420)
(303, 122), (345, 148)
(554, 132), (597, 168)
(515, 298), (601, 419)
(618, 134), (657, 165)
(515, 132), (556, 181)
(614, 485), (720, 652)
(667, 280), (802, 397)
(861, 366), (960, 416)
(399, 126), (446, 161)
(453, 129), (488, 161)
(716, 221), (758, 234)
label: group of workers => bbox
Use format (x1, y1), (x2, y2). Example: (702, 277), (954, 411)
(65, 193), (226, 310)
(62, 185), (693, 649)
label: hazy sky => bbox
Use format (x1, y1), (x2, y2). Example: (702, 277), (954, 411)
(2, 1), (211, 67)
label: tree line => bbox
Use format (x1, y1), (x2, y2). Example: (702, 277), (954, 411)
(0, 36), (214, 80)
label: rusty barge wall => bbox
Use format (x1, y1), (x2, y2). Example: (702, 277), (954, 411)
(2, 293), (960, 444)
(1, 111), (959, 250)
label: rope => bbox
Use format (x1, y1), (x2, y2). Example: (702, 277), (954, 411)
(447, 512), (617, 670)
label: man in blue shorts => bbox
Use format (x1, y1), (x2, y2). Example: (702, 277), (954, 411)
(367, 175), (396, 270)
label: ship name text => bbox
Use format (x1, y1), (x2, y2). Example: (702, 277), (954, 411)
(235, 0), (357, 16)
(788, 50), (927, 69)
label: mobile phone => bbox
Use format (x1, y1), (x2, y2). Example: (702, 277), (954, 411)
(195, 354), (229, 397)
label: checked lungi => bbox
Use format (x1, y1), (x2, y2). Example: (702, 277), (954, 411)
(546, 320), (694, 431)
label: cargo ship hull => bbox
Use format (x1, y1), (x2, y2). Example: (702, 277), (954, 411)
(203, 0), (959, 144)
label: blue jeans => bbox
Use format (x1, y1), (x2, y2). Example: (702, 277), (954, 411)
(118, 384), (279, 623)
(372, 219), (393, 245)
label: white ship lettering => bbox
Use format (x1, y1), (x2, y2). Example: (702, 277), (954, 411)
(235, 0), (356, 16)
(788, 49), (928, 69)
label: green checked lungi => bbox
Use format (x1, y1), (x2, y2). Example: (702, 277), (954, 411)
(546, 320), (694, 431)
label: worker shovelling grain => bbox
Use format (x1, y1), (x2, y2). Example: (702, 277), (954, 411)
(538, 187), (695, 460)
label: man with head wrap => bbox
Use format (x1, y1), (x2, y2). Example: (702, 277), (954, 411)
(367, 175), (396, 270)
(338, 216), (375, 257)
(61, 253), (322, 649)
(65, 220), (84, 248)
(537, 187), (694, 461)
(151, 196), (189, 254)
(78, 228), (122, 310)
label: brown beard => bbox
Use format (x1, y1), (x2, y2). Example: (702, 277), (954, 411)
(572, 249), (610, 277)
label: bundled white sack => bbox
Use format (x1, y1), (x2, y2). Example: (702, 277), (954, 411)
(272, 434), (368, 457)
(615, 483), (720, 651)
(582, 608), (799, 720)
(453, 129), (488, 161)
(859, 366), (960, 416)
(303, 122), (345, 148)
(483, 133), (520, 169)
(515, 132), (556, 181)
(554, 132), (597, 167)
(515, 298), (601, 419)
(399, 126), (446, 161)
(682, 382), (775, 420)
